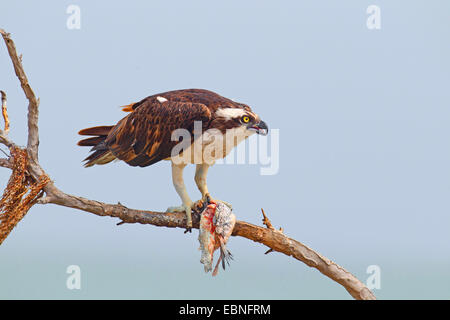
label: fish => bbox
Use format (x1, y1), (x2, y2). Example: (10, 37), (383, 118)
(198, 200), (236, 276)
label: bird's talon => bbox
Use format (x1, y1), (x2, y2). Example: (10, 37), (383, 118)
(166, 204), (193, 233)
(195, 195), (233, 212)
(192, 200), (205, 213)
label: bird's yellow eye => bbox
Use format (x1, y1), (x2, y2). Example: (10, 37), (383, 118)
(242, 116), (250, 123)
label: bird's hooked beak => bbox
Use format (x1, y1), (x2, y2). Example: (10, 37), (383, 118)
(248, 120), (268, 136)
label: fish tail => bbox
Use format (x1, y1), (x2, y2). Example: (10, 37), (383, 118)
(219, 237), (233, 270)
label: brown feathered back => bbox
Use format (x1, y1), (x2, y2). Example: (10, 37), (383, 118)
(78, 89), (251, 168)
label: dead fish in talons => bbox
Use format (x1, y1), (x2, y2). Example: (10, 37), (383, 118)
(198, 200), (236, 276)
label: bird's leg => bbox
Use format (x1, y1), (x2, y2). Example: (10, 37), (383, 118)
(195, 163), (210, 202)
(194, 163), (232, 209)
(166, 162), (193, 232)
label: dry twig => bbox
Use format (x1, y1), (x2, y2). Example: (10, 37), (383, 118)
(1, 90), (9, 134)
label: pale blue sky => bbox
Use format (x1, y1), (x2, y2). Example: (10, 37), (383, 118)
(0, 1), (449, 299)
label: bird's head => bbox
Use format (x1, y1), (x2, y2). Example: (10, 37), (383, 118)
(215, 105), (268, 136)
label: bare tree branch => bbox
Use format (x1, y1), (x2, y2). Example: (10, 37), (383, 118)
(0, 29), (39, 164)
(0, 89), (15, 149)
(0, 158), (12, 169)
(0, 28), (376, 300)
(1, 90), (9, 135)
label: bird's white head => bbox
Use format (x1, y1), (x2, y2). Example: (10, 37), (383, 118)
(214, 107), (268, 136)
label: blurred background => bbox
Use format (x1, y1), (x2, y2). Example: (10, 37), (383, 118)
(0, 0), (449, 299)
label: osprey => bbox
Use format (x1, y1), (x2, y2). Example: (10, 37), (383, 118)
(78, 89), (268, 231)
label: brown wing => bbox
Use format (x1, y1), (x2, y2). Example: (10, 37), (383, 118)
(120, 89), (247, 113)
(105, 99), (211, 167)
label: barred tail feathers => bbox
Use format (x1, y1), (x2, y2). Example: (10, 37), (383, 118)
(77, 125), (116, 167)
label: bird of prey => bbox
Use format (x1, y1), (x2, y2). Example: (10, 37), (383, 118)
(77, 89), (268, 231)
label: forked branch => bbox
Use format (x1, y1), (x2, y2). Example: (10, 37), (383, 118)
(0, 28), (376, 300)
